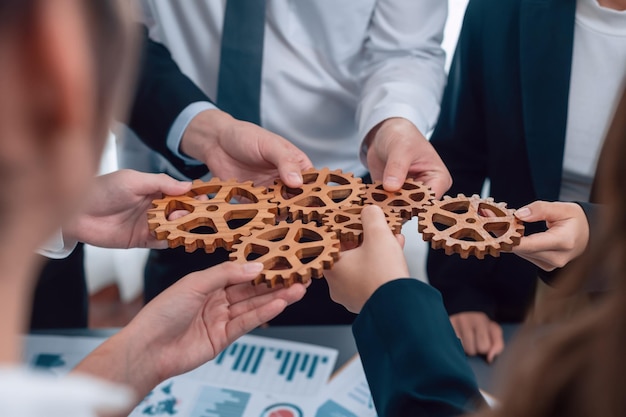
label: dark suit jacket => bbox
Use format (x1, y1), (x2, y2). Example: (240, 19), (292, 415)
(353, 279), (483, 417)
(127, 26), (211, 179)
(427, 0), (601, 321)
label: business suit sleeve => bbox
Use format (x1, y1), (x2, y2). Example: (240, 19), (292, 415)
(126, 26), (210, 178)
(353, 279), (483, 417)
(426, 0), (499, 318)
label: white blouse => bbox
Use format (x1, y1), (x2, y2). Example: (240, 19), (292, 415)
(0, 367), (133, 417)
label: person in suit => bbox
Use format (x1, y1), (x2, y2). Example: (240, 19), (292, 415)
(427, 0), (625, 361)
(324, 82), (626, 414)
(124, 1), (452, 325)
(0, 2), (306, 415)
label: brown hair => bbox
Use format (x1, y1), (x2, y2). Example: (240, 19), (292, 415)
(476, 89), (626, 417)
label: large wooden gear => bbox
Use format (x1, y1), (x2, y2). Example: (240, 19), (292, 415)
(147, 178), (276, 253)
(417, 194), (524, 259)
(362, 179), (435, 220)
(270, 167), (365, 223)
(229, 220), (340, 287)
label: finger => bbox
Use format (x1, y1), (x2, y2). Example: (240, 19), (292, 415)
(227, 298), (289, 340)
(168, 209), (192, 221)
(461, 326), (477, 356)
(474, 324), (492, 355)
(259, 133), (313, 188)
(229, 284), (306, 317)
(395, 233), (406, 249)
(179, 262), (264, 295)
(382, 145), (413, 192)
(487, 322), (504, 363)
(360, 205), (394, 238)
(512, 231), (565, 254)
(514, 201), (579, 223)
(131, 171), (193, 196)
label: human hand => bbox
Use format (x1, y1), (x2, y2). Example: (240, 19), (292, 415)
(450, 312), (503, 363)
(180, 109), (313, 188)
(364, 117), (452, 197)
(63, 169), (192, 249)
(74, 261), (307, 399)
(324, 205), (409, 313)
(512, 201), (590, 271)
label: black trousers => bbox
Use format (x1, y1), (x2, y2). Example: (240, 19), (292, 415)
(30, 243), (88, 329)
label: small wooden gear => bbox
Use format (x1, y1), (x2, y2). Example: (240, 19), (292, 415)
(270, 167), (365, 223)
(229, 220), (340, 287)
(362, 179), (435, 220)
(322, 206), (403, 245)
(147, 178), (277, 253)
(417, 194), (524, 259)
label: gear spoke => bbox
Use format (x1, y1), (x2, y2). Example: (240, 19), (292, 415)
(418, 194), (524, 259)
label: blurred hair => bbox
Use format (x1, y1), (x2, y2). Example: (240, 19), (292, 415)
(476, 89), (626, 417)
(0, 0), (134, 141)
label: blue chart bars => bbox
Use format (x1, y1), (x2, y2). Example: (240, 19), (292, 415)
(207, 337), (334, 396)
(190, 386), (250, 417)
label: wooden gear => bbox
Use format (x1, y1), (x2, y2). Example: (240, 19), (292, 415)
(229, 220), (340, 287)
(417, 194), (524, 259)
(270, 167), (365, 222)
(362, 179), (435, 220)
(147, 178), (276, 253)
(322, 206), (403, 245)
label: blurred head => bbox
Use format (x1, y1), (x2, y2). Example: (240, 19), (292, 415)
(0, 0), (132, 250)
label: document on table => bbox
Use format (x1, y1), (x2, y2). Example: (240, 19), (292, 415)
(23, 334), (338, 417)
(316, 355), (378, 417)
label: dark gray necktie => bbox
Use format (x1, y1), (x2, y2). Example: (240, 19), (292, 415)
(216, 0), (266, 125)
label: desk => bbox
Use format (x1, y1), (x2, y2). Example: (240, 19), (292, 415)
(34, 323), (518, 393)
(252, 323), (519, 393)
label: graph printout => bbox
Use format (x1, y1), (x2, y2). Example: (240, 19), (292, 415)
(188, 334), (338, 396)
(316, 355), (378, 417)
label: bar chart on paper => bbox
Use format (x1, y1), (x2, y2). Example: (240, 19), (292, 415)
(195, 335), (338, 396)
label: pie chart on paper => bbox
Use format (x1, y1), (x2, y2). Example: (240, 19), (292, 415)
(261, 403), (303, 417)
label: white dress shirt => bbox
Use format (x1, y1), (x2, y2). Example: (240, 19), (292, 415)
(137, 0), (447, 178)
(560, 0), (626, 201)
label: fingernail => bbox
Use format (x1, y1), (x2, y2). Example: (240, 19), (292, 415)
(515, 207), (531, 218)
(288, 172), (303, 185)
(181, 181), (193, 187)
(384, 176), (401, 188)
(244, 262), (264, 274)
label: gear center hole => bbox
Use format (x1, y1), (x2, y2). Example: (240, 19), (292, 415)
(312, 187), (322, 192)
(279, 245), (290, 251)
(466, 218), (477, 224)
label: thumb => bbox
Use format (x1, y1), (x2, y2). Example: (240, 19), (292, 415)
(131, 171), (192, 196)
(360, 205), (393, 238)
(260, 132), (313, 188)
(180, 262), (264, 295)
(514, 201), (553, 223)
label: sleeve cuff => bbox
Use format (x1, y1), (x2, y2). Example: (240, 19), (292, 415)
(37, 230), (78, 260)
(166, 101), (217, 166)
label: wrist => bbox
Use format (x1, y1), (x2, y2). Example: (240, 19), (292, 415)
(179, 109), (235, 164)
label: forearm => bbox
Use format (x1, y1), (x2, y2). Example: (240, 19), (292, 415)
(72, 327), (159, 407)
(353, 279), (482, 417)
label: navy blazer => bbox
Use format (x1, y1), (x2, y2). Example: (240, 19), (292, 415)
(127, 26), (211, 179)
(427, 0), (584, 321)
(353, 279), (483, 417)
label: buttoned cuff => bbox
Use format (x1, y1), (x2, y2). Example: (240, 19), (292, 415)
(166, 101), (217, 166)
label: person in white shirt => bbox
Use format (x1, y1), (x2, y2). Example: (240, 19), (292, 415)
(0, 2), (305, 416)
(130, 1), (452, 323)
